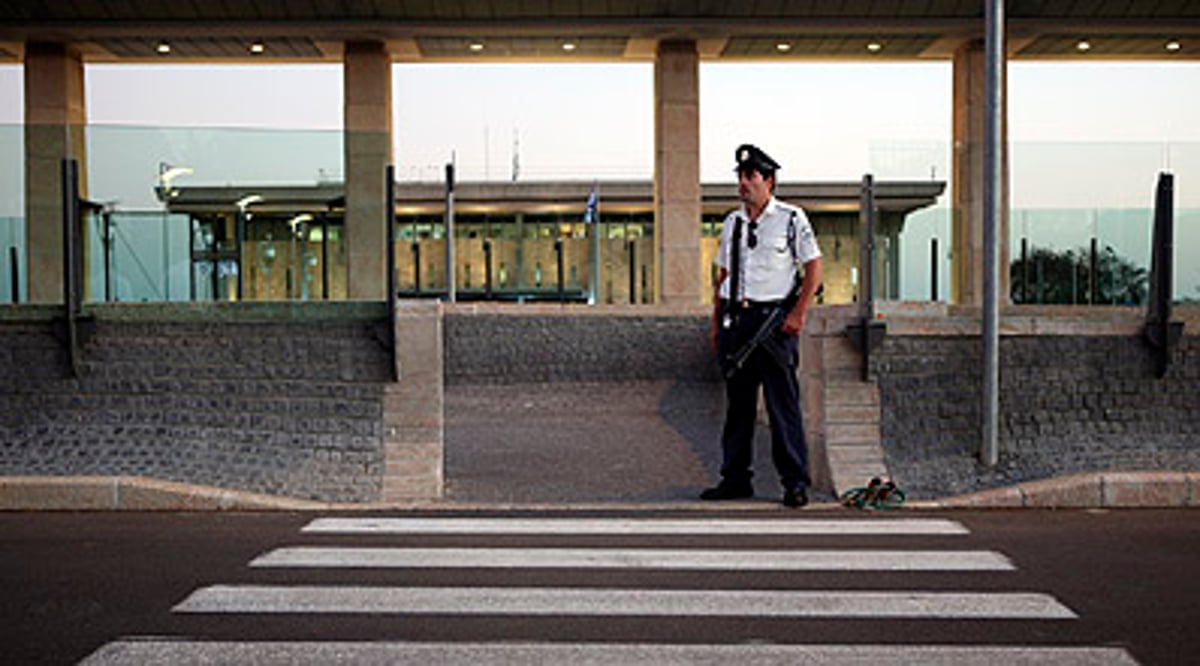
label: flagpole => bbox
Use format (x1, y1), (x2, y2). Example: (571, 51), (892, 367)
(588, 182), (600, 306)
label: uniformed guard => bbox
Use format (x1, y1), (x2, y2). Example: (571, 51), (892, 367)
(702, 144), (824, 508)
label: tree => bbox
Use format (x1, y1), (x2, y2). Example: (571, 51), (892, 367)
(1010, 245), (1147, 305)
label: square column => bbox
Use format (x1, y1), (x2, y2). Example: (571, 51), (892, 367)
(654, 40), (702, 305)
(952, 40), (1010, 306)
(344, 41), (393, 301)
(24, 42), (87, 304)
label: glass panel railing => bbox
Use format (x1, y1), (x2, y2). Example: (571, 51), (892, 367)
(87, 124), (343, 210)
(1010, 141), (1197, 306)
(80, 124), (343, 303)
(871, 139), (952, 303)
(0, 216), (24, 304)
(84, 210), (191, 303)
(1, 122), (22, 303)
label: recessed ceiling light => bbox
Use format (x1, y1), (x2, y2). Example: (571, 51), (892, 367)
(866, 42), (883, 53)
(250, 41), (265, 54)
(776, 42), (792, 52)
(469, 42), (484, 52)
(1166, 40), (1182, 52)
(562, 42), (577, 52)
(1076, 39), (1092, 52)
(156, 41), (171, 55)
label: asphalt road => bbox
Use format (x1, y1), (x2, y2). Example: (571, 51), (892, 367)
(2, 509), (1197, 665)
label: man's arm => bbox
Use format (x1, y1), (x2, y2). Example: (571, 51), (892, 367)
(781, 257), (822, 336)
(711, 267), (728, 352)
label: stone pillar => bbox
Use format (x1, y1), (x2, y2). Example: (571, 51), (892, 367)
(952, 40), (1010, 306)
(654, 40), (702, 305)
(343, 41), (392, 300)
(24, 43), (87, 304)
(382, 300), (444, 500)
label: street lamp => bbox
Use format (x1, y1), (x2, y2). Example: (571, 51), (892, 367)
(155, 162), (192, 202)
(233, 194), (264, 301)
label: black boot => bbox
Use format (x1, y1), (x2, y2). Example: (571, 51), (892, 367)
(782, 487), (808, 508)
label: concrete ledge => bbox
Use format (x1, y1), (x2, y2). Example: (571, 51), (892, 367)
(0, 476), (345, 511)
(3, 470), (1198, 511)
(932, 471), (1200, 509)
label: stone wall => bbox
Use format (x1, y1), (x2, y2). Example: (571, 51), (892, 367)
(0, 303), (394, 502)
(869, 305), (1200, 498)
(444, 304), (717, 384)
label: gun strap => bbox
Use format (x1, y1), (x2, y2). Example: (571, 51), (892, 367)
(729, 216), (744, 305)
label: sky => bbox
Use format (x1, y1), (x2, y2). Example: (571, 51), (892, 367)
(1, 60), (1198, 210)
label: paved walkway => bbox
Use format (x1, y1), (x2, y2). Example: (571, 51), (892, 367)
(445, 380), (784, 504)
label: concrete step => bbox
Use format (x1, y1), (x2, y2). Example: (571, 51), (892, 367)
(825, 404), (879, 425)
(826, 423), (881, 444)
(824, 383), (879, 407)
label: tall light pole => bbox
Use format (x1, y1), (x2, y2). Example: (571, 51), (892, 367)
(981, 0), (1005, 468)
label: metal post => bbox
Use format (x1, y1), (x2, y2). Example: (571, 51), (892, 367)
(628, 240), (637, 304)
(412, 242), (422, 294)
(235, 209), (245, 300)
(589, 212), (600, 306)
(930, 237), (939, 302)
(860, 174), (876, 319)
(8, 246), (18, 303)
(483, 239), (493, 299)
(981, 0), (1005, 468)
(1089, 237), (1098, 305)
(102, 210), (113, 302)
(386, 165), (399, 382)
(555, 238), (565, 302)
(1020, 237), (1029, 303)
(445, 161), (456, 302)
(320, 214), (329, 300)
(61, 158), (81, 378)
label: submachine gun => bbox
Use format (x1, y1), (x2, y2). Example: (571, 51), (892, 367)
(721, 276), (802, 380)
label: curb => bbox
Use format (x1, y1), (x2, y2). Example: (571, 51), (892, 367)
(920, 470), (1200, 510)
(1, 472), (1197, 512)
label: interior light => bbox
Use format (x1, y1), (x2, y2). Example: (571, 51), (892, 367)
(469, 42), (484, 52)
(776, 42), (792, 52)
(562, 42), (577, 52)
(1076, 39), (1092, 52)
(235, 194), (264, 210)
(1166, 41), (1182, 52)
(156, 41), (171, 55)
(250, 41), (265, 54)
(866, 42), (883, 53)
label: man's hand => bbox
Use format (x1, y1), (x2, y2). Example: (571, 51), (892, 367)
(781, 308), (807, 337)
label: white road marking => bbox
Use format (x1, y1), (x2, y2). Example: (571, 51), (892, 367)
(250, 546), (1014, 571)
(173, 586), (1077, 619)
(80, 641), (1139, 666)
(301, 516), (970, 536)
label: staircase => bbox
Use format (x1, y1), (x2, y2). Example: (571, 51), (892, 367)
(803, 309), (890, 497)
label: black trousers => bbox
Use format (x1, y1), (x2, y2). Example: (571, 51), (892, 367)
(717, 303), (811, 491)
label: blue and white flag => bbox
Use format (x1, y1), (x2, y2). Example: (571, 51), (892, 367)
(583, 183), (599, 224)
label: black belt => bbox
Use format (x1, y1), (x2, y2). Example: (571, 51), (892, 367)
(723, 298), (783, 309)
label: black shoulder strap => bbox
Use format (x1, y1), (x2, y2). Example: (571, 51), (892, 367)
(787, 210), (798, 262)
(729, 216), (743, 302)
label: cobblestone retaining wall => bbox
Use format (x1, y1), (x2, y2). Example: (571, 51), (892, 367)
(871, 313), (1200, 498)
(444, 306), (717, 384)
(0, 304), (392, 502)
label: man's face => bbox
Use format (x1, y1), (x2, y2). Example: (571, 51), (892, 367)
(737, 168), (773, 209)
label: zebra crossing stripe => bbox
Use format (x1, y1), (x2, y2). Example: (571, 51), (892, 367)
(250, 546), (1014, 571)
(173, 585), (1077, 619)
(301, 517), (970, 536)
(80, 640), (1139, 665)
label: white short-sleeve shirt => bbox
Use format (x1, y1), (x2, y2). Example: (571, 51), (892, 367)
(716, 197), (821, 301)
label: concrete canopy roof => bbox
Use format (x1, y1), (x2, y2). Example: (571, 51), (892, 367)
(1, 1), (1197, 63)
